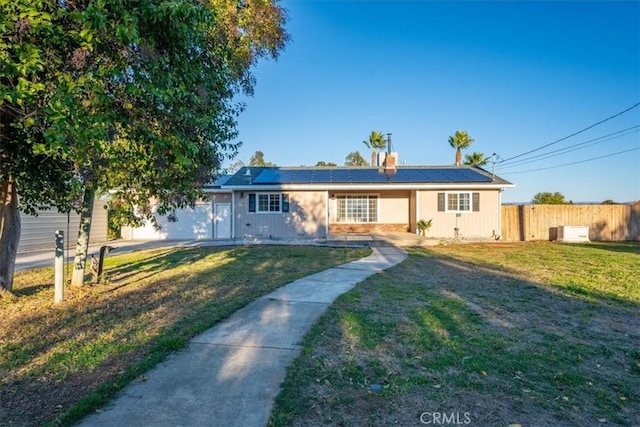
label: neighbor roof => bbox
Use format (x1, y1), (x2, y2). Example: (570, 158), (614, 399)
(203, 174), (233, 190)
(223, 166), (513, 188)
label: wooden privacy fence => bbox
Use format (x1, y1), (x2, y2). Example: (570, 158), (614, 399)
(501, 203), (640, 242)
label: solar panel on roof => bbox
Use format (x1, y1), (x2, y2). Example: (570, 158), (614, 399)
(252, 168), (281, 184)
(454, 169), (492, 182)
(329, 169), (351, 182)
(307, 170), (319, 182)
(290, 169), (319, 183)
(241, 166), (495, 185)
(387, 168), (491, 183)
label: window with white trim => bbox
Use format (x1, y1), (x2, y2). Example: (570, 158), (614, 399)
(438, 192), (480, 212)
(248, 193), (290, 213)
(258, 193), (280, 212)
(448, 192), (470, 211)
(336, 195), (378, 223)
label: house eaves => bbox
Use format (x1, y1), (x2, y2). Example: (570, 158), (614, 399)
(222, 183), (514, 192)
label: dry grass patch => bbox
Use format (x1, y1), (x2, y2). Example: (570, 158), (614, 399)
(271, 242), (640, 427)
(0, 245), (370, 426)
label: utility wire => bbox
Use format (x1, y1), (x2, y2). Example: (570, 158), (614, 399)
(496, 125), (640, 170)
(499, 147), (640, 175)
(497, 102), (640, 164)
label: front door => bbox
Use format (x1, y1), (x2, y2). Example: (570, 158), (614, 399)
(214, 203), (231, 239)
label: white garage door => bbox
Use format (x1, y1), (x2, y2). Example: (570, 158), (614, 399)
(130, 203), (213, 240)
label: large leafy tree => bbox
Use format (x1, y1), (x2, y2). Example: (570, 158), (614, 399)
(0, 0), (289, 291)
(463, 151), (488, 167)
(0, 0), (87, 291)
(448, 130), (474, 166)
(315, 161), (337, 167)
(362, 131), (386, 166)
(248, 150), (276, 167)
(532, 192), (569, 204)
(344, 151), (368, 166)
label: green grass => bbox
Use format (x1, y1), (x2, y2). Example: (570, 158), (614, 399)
(270, 242), (640, 427)
(0, 245), (370, 426)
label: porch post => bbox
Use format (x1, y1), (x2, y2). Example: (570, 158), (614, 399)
(325, 191), (329, 238)
(415, 190), (420, 234)
(498, 188), (503, 240)
(231, 191), (235, 239)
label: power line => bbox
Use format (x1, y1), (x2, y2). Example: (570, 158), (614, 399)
(497, 102), (640, 164)
(498, 125), (640, 168)
(499, 147), (640, 175)
(496, 125), (640, 170)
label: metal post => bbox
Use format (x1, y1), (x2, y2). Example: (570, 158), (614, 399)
(491, 153), (496, 180)
(55, 230), (64, 303)
(96, 246), (116, 283)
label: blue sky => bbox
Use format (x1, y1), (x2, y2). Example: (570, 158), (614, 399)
(230, 0), (640, 203)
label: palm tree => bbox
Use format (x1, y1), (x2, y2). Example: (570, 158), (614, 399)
(448, 130), (474, 166)
(362, 131), (386, 166)
(463, 151), (488, 167)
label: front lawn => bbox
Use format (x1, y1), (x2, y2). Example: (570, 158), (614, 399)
(0, 245), (370, 426)
(271, 242), (640, 426)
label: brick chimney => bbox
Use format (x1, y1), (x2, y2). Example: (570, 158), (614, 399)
(384, 153), (396, 168)
(382, 133), (397, 175)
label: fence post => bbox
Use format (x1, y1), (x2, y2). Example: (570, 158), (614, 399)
(55, 230), (64, 303)
(517, 205), (525, 241)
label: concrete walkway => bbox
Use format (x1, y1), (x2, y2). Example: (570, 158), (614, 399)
(78, 245), (407, 427)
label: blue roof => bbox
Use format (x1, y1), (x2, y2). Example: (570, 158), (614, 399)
(224, 166), (512, 186)
(203, 174), (232, 189)
(214, 175), (232, 186)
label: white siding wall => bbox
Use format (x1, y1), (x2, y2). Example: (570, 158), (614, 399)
(379, 190), (410, 223)
(235, 191), (327, 239)
(19, 200), (109, 252)
(417, 189), (501, 239)
(128, 201), (213, 240)
(121, 194), (234, 241)
(119, 188), (504, 241)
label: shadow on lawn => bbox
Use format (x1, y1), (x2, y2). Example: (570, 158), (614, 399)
(104, 247), (203, 282)
(13, 282), (53, 297)
(0, 245), (315, 426)
(403, 248), (639, 423)
(407, 247), (639, 327)
(566, 241), (640, 255)
(99, 247), (214, 291)
(272, 246), (640, 427)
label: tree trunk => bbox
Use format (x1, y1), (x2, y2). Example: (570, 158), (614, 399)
(455, 148), (462, 166)
(70, 185), (95, 287)
(0, 177), (21, 293)
(370, 149), (376, 166)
